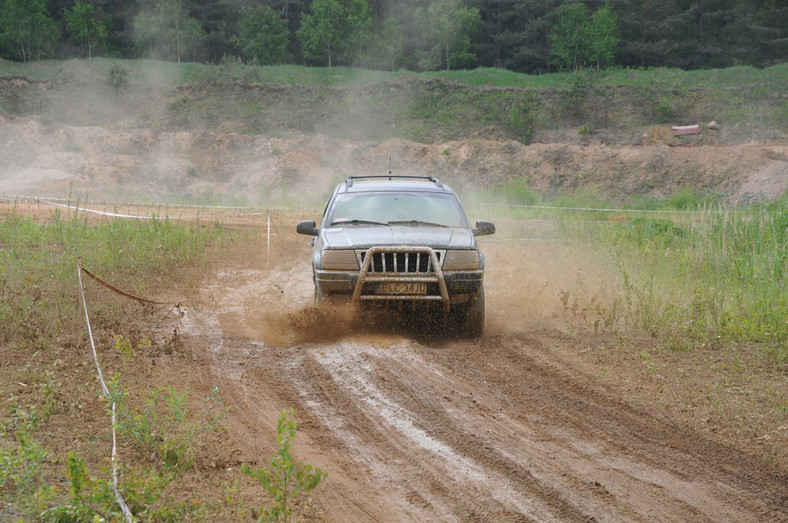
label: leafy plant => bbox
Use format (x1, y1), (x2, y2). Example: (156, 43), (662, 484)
(3, 381), (56, 435)
(41, 452), (197, 522)
(109, 377), (226, 473)
(113, 334), (151, 362)
(0, 431), (54, 515)
(656, 97), (674, 123)
(560, 69), (593, 120)
(242, 409), (327, 522)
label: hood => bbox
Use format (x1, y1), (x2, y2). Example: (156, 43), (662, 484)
(322, 225), (476, 250)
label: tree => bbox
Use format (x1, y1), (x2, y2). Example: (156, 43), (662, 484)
(297, 0), (371, 66)
(133, 0), (205, 63)
(744, 0), (787, 66)
(589, 4), (618, 69)
(415, 0), (480, 71)
(190, 0), (241, 64)
(107, 63), (130, 95)
(235, 6), (292, 65)
(65, 0), (110, 58)
(550, 3), (619, 71)
(345, 0), (372, 63)
(360, 16), (404, 70)
(0, 0), (59, 62)
(549, 3), (591, 71)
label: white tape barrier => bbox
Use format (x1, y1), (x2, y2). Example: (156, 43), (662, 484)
(76, 261), (134, 522)
(47, 200), (156, 220)
(479, 202), (699, 214)
(0, 194), (299, 212)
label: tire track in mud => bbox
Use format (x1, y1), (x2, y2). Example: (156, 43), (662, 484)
(459, 334), (788, 518)
(180, 243), (787, 522)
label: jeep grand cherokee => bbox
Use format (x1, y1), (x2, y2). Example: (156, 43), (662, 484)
(296, 175), (495, 337)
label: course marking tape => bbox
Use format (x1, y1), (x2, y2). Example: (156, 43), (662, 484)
(1, 194), (301, 212)
(76, 259), (134, 522)
(478, 202), (700, 214)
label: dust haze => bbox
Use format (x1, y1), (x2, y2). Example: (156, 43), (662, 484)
(191, 225), (620, 349)
(2, 60), (787, 205)
(3, 59), (788, 520)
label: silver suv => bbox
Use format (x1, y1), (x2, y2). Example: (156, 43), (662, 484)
(297, 175), (495, 337)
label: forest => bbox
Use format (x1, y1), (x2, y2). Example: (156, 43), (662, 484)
(0, 0), (786, 73)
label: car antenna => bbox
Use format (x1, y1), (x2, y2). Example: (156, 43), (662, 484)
(387, 154), (392, 177)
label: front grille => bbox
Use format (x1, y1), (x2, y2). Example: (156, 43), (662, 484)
(353, 245), (450, 312)
(359, 250), (442, 273)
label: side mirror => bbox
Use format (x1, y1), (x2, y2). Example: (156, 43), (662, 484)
(473, 220), (495, 236)
(296, 220), (319, 236)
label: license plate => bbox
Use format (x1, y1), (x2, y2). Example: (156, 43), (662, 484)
(379, 282), (427, 295)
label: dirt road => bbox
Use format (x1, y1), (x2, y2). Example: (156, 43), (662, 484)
(177, 231), (787, 522)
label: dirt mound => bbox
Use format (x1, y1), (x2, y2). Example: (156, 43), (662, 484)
(641, 125), (676, 145)
(1, 116), (786, 204)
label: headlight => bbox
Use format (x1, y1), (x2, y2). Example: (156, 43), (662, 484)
(319, 249), (359, 270)
(442, 250), (480, 270)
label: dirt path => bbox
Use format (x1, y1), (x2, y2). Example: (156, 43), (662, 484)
(178, 235), (787, 522)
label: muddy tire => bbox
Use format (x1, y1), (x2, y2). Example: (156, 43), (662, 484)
(458, 287), (485, 338)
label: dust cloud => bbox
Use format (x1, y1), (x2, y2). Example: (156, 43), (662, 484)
(195, 222), (622, 349)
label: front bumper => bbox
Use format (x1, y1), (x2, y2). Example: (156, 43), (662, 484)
(315, 246), (484, 311)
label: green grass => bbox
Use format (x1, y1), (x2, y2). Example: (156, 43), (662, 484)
(2, 58), (785, 143)
(465, 181), (719, 222)
(0, 207), (226, 519)
(4, 57), (786, 91)
(0, 204), (225, 351)
(580, 198), (787, 362)
(418, 64), (788, 89)
(471, 180), (787, 364)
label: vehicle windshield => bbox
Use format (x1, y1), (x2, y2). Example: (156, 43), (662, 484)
(327, 191), (467, 228)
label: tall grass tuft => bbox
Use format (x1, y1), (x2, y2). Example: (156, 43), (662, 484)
(591, 197), (787, 363)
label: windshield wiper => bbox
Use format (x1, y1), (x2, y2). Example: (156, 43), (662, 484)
(388, 220), (449, 228)
(330, 219), (390, 227)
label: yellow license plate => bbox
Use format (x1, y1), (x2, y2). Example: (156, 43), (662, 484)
(379, 282), (427, 295)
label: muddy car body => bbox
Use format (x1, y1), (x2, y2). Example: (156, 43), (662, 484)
(297, 175), (495, 337)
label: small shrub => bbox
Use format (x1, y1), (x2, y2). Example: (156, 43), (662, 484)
(109, 377), (227, 473)
(577, 124), (592, 136)
(656, 97), (673, 122)
(242, 409), (327, 522)
(107, 64), (130, 96)
(508, 90), (539, 144)
(0, 432), (54, 515)
(560, 70), (592, 120)
(41, 452), (194, 522)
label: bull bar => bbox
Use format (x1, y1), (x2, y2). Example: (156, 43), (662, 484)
(351, 245), (451, 312)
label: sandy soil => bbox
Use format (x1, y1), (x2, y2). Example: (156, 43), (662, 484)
(157, 228), (786, 522)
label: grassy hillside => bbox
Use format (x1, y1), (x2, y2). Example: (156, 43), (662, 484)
(1, 59), (786, 145)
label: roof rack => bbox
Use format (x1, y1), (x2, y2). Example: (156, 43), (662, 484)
(345, 175), (443, 188)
